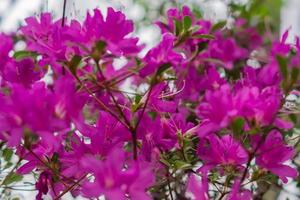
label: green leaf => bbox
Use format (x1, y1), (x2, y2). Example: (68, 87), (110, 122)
(211, 21), (227, 32)
(3, 148), (13, 162)
(156, 63), (172, 76)
(189, 25), (200, 33)
(232, 117), (245, 136)
(192, 7), (203, 19)
(135, 94), (142, 104)
(174, 160), (192, 170)
(91, 41), (107, 61)
(51, 152), (59, 163)
(131, 94), (142, 112)
(291, 67), (299, 83)
(13, 51), (38, 60)
(197, 42), (209, 52)
(68, 55), (82, 75)
(209, 171), (219, 182)
(229, 0), (283, 33)
(174, 19), (183, 36)
(193, 34), (215, 40)
(95, 41), (107, 52)
(289, 113), (297, 124)
(4, 162), (13, 170)
(159, 158), (171, 168)
(164, 77), (177, 81)
(147, 111), (157, 120)
(183, 16), (192, 31)
(2, 172), (23, 185)
(276, 55), (288, 80)
(177, 131), (184, 147)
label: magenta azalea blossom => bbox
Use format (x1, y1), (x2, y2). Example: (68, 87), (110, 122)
(2, 58), (41, 87)
(253, 131), (298, 183)
(21, 13), (68, 60)
(0, 33), (13, 69)
(0, 4), (298, 200)
(208, 34), (248, 70)
(143, 82), (177, 113)
(197, 82), (284, 136)
(198, 134), (248, 170)
(139, 33), (182, 77)
(156, 6), (194, 34)
(226, 180), (252, 200)
(81, 149), (153, 199)
(187, 174), (209, 200)
(197, 84), (238, 136)
(80, 8), (143, 56)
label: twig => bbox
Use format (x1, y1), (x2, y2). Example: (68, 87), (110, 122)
(61, 0), (67, 27)
(95, 61), (133, 130)
(61, 0), (67, 75)
(54, 173), (87, 200)
(72, 72), (131, 130)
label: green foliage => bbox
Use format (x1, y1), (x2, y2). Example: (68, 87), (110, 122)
(1, 173), (23, 186)
(277, 55), (289, 80)
(160, 133), (198, 171)
(13, 50), (38, 60)
(183, 16), (192, 32)
(67, 55), (82, 75)
(229, 0), (283, 34)
(211, 20), (227, 33)
(2, 149), (13, 162)
(232, 117), (245, 137)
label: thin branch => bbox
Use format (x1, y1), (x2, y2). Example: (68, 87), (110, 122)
(61, 0), (67, 27)
(25, 148), (72, 186)
(54, 173), (87, 200)
(134, 85), (154, 131)
(72, 72), (131, 130)
(95, 61), (133, 130)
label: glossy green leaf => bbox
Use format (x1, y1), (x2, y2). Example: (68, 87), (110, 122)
(183, 16), (192, 31)
(68, 55), (82, 75)
(2, 172), (23, 186)
(13, 51), (38, 60)
(156, 63), (172, 76)
(174, 160), (192, 170)
(3, 148), (13, 162)
(211, 21), (227, 32)
(174, 19), (183, 36)
(276, 55), (288, 80)
(232, 117), (245, 136)
(193, 34), (215, 40)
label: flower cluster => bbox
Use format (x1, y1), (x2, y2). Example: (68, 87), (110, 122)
(0, 5), (299, 200)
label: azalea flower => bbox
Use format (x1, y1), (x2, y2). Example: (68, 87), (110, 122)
(253, 130), (298, 183)
(0, 33), (13, 70)
(197, 83), (284, 136)
(2, 58), (41, 87)
(81, 149), (153, 199)
(21, 13), (68, 60)
(198, 134), (248, 172)
(80, 8), (143, 56)
(187, 174), (209, 200)
(208, 34), (248, 70)
(0, 4), (298, 200)
(139, 33), (182, 77)
(226, 180), (252, 200)
(197, 84), (238, 136)
(141, 82), (177, 113)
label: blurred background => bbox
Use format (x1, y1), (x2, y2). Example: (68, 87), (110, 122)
(1, 0), (299, 49)
(0, 0), (300, 199)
